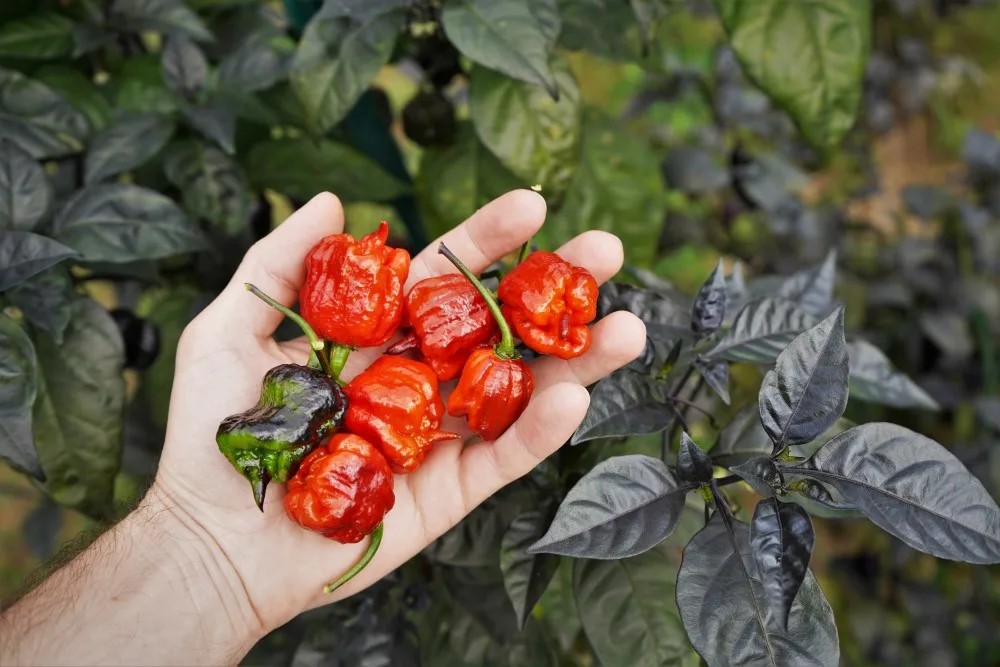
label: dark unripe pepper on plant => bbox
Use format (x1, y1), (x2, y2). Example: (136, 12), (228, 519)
(300, 221), (410, 348)
(284, 434), (395, 544)
(345, 356), (458, 472)
(498, 251), (599, 360)
(216, 364), (347, 511)
(438, 244), (535, 441)
(386, 273), (499, 380)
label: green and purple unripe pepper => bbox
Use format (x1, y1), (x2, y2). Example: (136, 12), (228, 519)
(216, 363), (347, 510)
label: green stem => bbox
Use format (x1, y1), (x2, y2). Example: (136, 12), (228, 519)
(329, 344), (351, 380)
(323, 523), (383, 594)
(438, 243), (516, 358)
(245, 283), (331, 376)
(517, 238), (532, 264)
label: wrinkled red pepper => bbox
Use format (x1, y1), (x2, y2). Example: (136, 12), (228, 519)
(284, 433), (395, 544)
(386, 274), (499, 380)
(345, 356), (458, 472)
(447, 347), (534, 442)
(438, 244), (534, 442)
(300, 222), (410, 348)
(498, 251), (598, 360)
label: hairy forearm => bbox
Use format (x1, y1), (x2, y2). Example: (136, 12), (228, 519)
(0, 488), (264, 666)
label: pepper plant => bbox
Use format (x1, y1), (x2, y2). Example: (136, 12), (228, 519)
(2, 0), (1000, 664)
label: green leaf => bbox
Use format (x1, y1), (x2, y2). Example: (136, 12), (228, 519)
(0, 67), (89, 159)
(114, 55), (177, 115)
(415, 123), (525, 239)
(32, 297), (125, 518)
(557, 0), (638, 61)
(0, 231), (79, 292)
(84, 113), (176, 184)
(7, 268), (75, 344)
(164, 140), (251, 236)
(218, 32), (292, 93)
(0, 11), (73, 59)
(33, 66), (113, 133)
(0, 313), (43, 480)
(500, 510), (561, 630)
(713, 0), (871, 149)
(180, 103), (236, 154)
(110, 0), (212, 42)
(246, 137), (410, 203)
(469, 55), (580, 200)
(162, 35), (208, 97)
(136, 285), (197, 429)
(0, 138), (52, 231)
(442, 0), (560, 95)
(290, 0), (408, 135)
(574, 547), (698, 667)
(51, 184), (208, 263)
(545, 112), (666, 266)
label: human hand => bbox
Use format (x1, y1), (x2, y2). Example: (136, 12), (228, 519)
(151, 190), (646, 638)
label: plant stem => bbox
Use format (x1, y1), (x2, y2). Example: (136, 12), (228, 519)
(324, 523), (383, 594)
(666, 395), (718, 429)
(713, 474), (741, 487)
(662, 367), (696, 460)
(329, 344), (351, 379)
(438, 243), (517, 358)
(517, 237), (532, 264)
(245, 283), (331, 376)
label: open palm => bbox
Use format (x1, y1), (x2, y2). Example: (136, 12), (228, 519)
(152, 190), (646, 634)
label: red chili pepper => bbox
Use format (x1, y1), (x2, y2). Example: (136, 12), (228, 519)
(386, 274), (499, 380)
(300, 221), (410, 348)
(447, 347), (534, 442)
(344, 356), (458, 472)
(438, 244), (534, 441)
(498, 251), (598, 360)
(284, 433), (395, 544)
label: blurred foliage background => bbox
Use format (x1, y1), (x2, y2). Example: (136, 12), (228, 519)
(5, 0), (1000, 665)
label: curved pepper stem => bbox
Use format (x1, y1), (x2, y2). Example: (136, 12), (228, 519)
(246, 283), (332, 376)
(438, 243), (517, 359)
(324, 522), (383, 594)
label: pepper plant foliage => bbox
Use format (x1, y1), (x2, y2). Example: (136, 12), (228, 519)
(1, 0), (997, 664)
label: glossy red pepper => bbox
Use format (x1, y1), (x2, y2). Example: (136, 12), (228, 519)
(284, 433), (395, 544)
(438, 244), (535, 441)
(498, 251), (598, 360)
(447, 347), (534, 442)
(386, 274), (499, 380)
(344, 356), (458, 472)
(300, 221), (410, 348)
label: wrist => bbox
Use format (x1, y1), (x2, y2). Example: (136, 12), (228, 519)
(136, 484), (267, 661)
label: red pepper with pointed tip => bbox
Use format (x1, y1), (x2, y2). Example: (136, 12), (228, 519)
(386, 274), (499, 380)
(447, 347), (534, 441)
(284, 433), (395, 544)
(437, 243), (535, 442)
(300, 221), (410, 348)
(498, 251), (598, 360)
(345, 356), (458, 472)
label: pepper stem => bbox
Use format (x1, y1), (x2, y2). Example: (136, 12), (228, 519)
(323, 523), (383, 594)
(517, 237), (532, 264)
(438, 243), (516, 358)
(329, 344), (351, 380)
(245, 283), (331, 376)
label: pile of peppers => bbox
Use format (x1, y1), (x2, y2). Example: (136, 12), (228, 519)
(216, 222), (598, 594)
